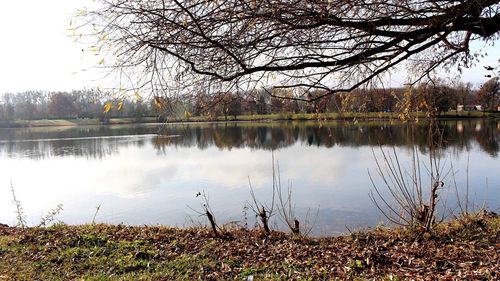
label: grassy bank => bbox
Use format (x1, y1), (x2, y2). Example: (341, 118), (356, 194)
(0, 213), (498, 280)
(0, 117), (159, 128)
(179, 111), (498, 123)
(1, 111), (498, 128)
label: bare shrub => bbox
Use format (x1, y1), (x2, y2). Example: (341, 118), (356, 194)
(246, 177), (275, 236)
(188, 191), (222, 237)
(369, 123), (452, 231)
(245, 155), (279, 236)
(247, 156), (319, 236)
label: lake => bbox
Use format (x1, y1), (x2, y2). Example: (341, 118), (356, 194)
(0, 120), (499, 235)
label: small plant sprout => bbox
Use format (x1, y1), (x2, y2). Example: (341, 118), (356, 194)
(39, 204), (64, 227)
(92, 204), (101, 224)
(10, 182), (27, 228)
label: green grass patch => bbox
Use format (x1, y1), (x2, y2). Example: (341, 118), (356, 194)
(1, 111), (497, 128)
(174, 111), (499, 123)
(0, 117), (159, 128)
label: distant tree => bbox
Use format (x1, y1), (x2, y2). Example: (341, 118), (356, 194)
(241, 94), (257, 115)
(0, 94), (15, 122)
(256, 95), (268, 115)
(308, 90), (328, 113)
(416, 83), (453, 115)
(271, 96), (284, 113)
(12, 91), (42, 120)
(228, 94), (242, 119)
(213, 93), (242, 120)
(72, 89), (105, 118)
(192, 93), (209, 117)
(348, 90), (376, 113)
(282, 98), (300, 114)
(0, 105), (7, 122)
(48, 93), (76, 118)
(370, 89), (394, 112)
(454, 82), (474, 107)
(311, 98), (325, 113)
(125, 100), (149, 120)
(475, 77), (499, 111)
(5, 103), (15, 122)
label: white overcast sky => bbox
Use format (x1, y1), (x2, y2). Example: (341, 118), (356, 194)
(0, 1), (499, 94)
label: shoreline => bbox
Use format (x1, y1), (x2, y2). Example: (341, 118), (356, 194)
(1, 111), (498, 129)
(0, 213), (498, 279)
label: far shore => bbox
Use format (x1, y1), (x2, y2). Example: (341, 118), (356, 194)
(0, 111), (498, 128)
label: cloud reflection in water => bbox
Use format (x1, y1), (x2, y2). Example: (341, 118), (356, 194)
(0, 120), (498, 235)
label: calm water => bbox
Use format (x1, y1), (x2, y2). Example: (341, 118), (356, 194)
(0, 120), (499, 235)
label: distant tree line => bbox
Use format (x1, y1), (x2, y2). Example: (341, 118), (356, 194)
(0, 78), (498, 123)
(0, 89), (159, 123)
(189, 79), (498, 119)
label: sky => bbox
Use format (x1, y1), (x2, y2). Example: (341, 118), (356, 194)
(0, 1), (499, 95)
(0, 0), (101, 94)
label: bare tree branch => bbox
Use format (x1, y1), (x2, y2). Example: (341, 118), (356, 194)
(77, 0), (500, 101)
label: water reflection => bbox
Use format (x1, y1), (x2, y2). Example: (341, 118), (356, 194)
(0, 120), (498, 235)
(0, 125), (159, 159)
(154, 120), (499, 157)
(1, 120), (499, 158)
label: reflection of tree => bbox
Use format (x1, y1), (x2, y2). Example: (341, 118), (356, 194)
(0, 125), (158, 160)
(0, 138), (124, 160)
(474, 120), (499, 157)
(155, 120), (499, 157)
(0, 121), (498, 159)
(213, 124), (244, 150)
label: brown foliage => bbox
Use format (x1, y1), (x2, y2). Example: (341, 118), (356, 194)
(1, 214), (498, 279)
(476, 77), (500, 111)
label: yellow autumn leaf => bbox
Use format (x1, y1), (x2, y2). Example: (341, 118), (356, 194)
(117, 101), (123, 111)
(154, 97), (164, 109)
(134, 91), (142, 102)
(98, 58), (105, 65)
(88, 45), (101, 53)
(76, 8), (87, 17)
(99, 33), (108, 42)
(103, 102), (112, 113)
